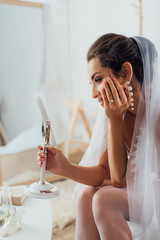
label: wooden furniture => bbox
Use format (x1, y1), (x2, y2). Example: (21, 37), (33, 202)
(139, 0), (142, 36)
(0, 99), (8, 146)
(0, 0), (43, 8)
(0, 100), (8, 185)
(0, 122), (8, 146)
(0, 146), (67, 187)
(67, 100), (91, 155)
(131, 0), (143, 36)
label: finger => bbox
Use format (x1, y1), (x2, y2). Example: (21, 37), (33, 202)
(40, 152), (46, 158)
(124, 88), (129, 99)
(107, 77), (120, 103)
(38, 162), (42, 167)
(37, 155), (46, 162)
(101, 87), (109, 106)
(113, 78), (128, 104)
(47, 146), (57, 154)
(104, 80), (114, 103)
(38, 150), (44, 156)
(38, 150), (46, 159)
(38, 145), (43, 150)
(38, 151), (42, 157)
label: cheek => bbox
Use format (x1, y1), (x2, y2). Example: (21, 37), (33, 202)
(98, 78), (107, 91)
(97, 81), (106, 94)
(92, 79), (107, 96)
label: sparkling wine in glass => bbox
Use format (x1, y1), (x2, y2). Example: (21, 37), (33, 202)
(0, 186), (12, 239)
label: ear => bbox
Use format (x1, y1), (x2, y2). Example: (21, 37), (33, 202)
(120, 62), (133, 82)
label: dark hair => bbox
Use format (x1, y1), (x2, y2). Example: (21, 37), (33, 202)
(87, 33), (143, 84)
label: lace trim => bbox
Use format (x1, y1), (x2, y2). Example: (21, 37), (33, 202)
(131, 127), (146, 177)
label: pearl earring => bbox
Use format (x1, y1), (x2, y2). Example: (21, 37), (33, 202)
(128, 86), (133, 91)
(127, 81), (134, 111)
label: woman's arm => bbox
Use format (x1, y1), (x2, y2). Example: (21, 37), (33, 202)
(38, 145), (110, 187)
(67, 147), (111, 186)
(64, 162), (108, 187)
(101, 77), (130, 187)
(108, 119), (127, 187)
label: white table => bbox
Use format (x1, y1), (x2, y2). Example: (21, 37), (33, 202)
(7, 197), (52, 240)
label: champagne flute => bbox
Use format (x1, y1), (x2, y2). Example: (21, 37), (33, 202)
(0, 186), (12, 239)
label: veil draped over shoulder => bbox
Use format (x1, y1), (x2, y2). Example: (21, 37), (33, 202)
(127, 37), (160, 239)
(73, 36), (160, 240)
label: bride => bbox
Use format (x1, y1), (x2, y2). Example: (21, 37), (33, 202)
(38, 33), (160, 240)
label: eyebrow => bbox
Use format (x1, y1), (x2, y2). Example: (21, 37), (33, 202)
(91, 72), (101, 80)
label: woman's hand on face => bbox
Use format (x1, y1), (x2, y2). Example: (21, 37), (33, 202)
(101, 77), (130, 121)
(37, 145), (69, 176)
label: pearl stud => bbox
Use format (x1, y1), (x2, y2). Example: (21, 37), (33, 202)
(128, 86), (133, 91)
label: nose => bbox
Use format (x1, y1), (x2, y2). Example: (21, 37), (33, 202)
(92, 84), (99, 99)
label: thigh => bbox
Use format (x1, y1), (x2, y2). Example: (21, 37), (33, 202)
(92, 186), (130, 221)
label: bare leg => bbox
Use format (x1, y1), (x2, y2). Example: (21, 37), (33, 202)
(75, 186), (100, 240)
(92, 186), (132, 240)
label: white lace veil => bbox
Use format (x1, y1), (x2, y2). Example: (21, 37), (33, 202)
(127, 37), (160, 239)
(73, 36), (160, 240)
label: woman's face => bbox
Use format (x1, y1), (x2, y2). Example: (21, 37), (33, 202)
(88, 58), (128, 107)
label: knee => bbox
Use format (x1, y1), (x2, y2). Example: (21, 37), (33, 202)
(92, 189), (114, 222)
(77, 186), (96, 209)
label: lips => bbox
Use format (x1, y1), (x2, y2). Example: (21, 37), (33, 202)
(98, 98), (104, 106)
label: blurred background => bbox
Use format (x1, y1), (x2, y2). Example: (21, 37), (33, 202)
(0, 0), (159, 186)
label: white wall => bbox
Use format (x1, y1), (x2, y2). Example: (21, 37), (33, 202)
(143, 0), (160, 53)
(0, 4), (44, 140)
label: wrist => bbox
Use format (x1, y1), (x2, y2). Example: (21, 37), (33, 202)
(109, 118), (123, 126)
(62, 159), (73, 178)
